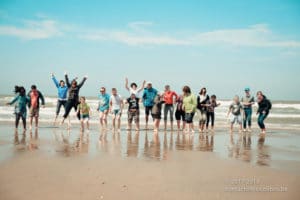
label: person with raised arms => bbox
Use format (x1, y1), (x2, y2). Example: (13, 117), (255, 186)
(61, 72), (87, 127)
(51, 73), (69, 126)
(125, 77), (146, 97)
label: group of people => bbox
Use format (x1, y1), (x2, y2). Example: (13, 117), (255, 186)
(7, 73), (272, 135)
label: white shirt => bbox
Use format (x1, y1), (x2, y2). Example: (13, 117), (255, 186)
(110, 94), (122, 110)
(129, 88), (141, 98)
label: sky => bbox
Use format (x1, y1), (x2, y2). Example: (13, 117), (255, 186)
(0, 0), (300, 100)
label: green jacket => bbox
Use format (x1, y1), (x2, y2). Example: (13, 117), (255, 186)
(183, 93), (197, 113)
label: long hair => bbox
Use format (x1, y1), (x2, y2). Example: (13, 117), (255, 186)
(14, 86), (26, 96)
(199, 87), (207, 95)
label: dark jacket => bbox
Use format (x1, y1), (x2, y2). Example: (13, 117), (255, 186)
(27, 90), (45, 108)
(65, 75), (87, 102)
(257, 95), (272, 114)
(197, 94), (210, 111)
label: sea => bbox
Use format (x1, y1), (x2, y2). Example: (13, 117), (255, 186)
(0, 95), (299, 130)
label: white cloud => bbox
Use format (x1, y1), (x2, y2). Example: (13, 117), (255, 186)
(80, 23), (300, 48)
(0, 19), (63, 40)
(80, 31), (189, 46)
(1, 17), (300, 48)
(191, 24), (300, 48)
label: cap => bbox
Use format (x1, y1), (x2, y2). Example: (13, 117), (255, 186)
(245, 87), (250, 91)
(146, 81), (152, 85)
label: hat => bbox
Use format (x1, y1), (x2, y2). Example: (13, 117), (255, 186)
(244, 87), (250, 91)
(146, 81), (152, 85)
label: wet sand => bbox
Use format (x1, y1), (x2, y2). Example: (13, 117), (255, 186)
(0, 123), (300, 200)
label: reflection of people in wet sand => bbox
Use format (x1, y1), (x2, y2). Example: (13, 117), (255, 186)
(257, 136), (270, 166)
(175, 133), (194, 151)
(53, 130), (71, 157)
(75, 133), (89, 154)
(126, 132), (139, 158)
(14, 130), (27, 151)
(28, 129), (39, 151)
(228, 134), (243, 158)
(198, 134), (214, 152)
(150, 133), (161, 160)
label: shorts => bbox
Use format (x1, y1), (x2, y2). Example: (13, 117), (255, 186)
(128, 110), (140, 124)
(185, 112), (195, 123)
(197, 109), (207, 123)
(145, 106), (153, 116)
(112, 109), (122, 116)
(175, 110), (185, 121)
(230, 114), (242, 124)
(29, 107), (39, 117)
(81, 114), (90, 122)
(152, 113), (161, 120)
(81, 114), (90, 119)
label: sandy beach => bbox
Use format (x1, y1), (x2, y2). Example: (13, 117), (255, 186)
(0, 122), (300, 200)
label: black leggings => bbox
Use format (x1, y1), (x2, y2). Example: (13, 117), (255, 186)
(63, 100), (78, 119)
(206, 112), (215, 128)
(16, 113), (26, 129)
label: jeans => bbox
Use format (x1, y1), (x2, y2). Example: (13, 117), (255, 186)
(56, 100), (67, 116)
(206, 112), (215, 128)
(243, 108), (252, 129)
(164, 104), (174, 122)
(257, 113), (268, 129)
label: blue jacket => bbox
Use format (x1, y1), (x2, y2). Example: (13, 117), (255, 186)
(142, 88), (158, 107)
(98, 93), (110, 112)
(52, 76), (68, 100)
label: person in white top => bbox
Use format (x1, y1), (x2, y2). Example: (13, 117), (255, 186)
(109, 88), (124, 132)
(125, 77), (146, 97)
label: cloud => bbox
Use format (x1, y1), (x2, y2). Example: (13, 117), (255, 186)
(79, 23), (300, 48)
(80, 31), (189, 46)
(0, 19), (63, 40)
(1, 17), (300, 48)
(191, 24), (300, 48)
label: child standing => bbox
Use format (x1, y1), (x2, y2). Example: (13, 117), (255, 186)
(206, 95), (220, 131)
(77, 97), (91, 132)
(98, 87), (110, 130)
(151, 93), (165, 132)
(227, 95), (243, 133)
(7, 86), (30, 131)
(27, 85), (45, 130)
(126, 93), (140, 131)
(109, 88), (124, 132)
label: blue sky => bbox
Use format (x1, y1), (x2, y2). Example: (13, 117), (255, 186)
(0, 0), (300, 100)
